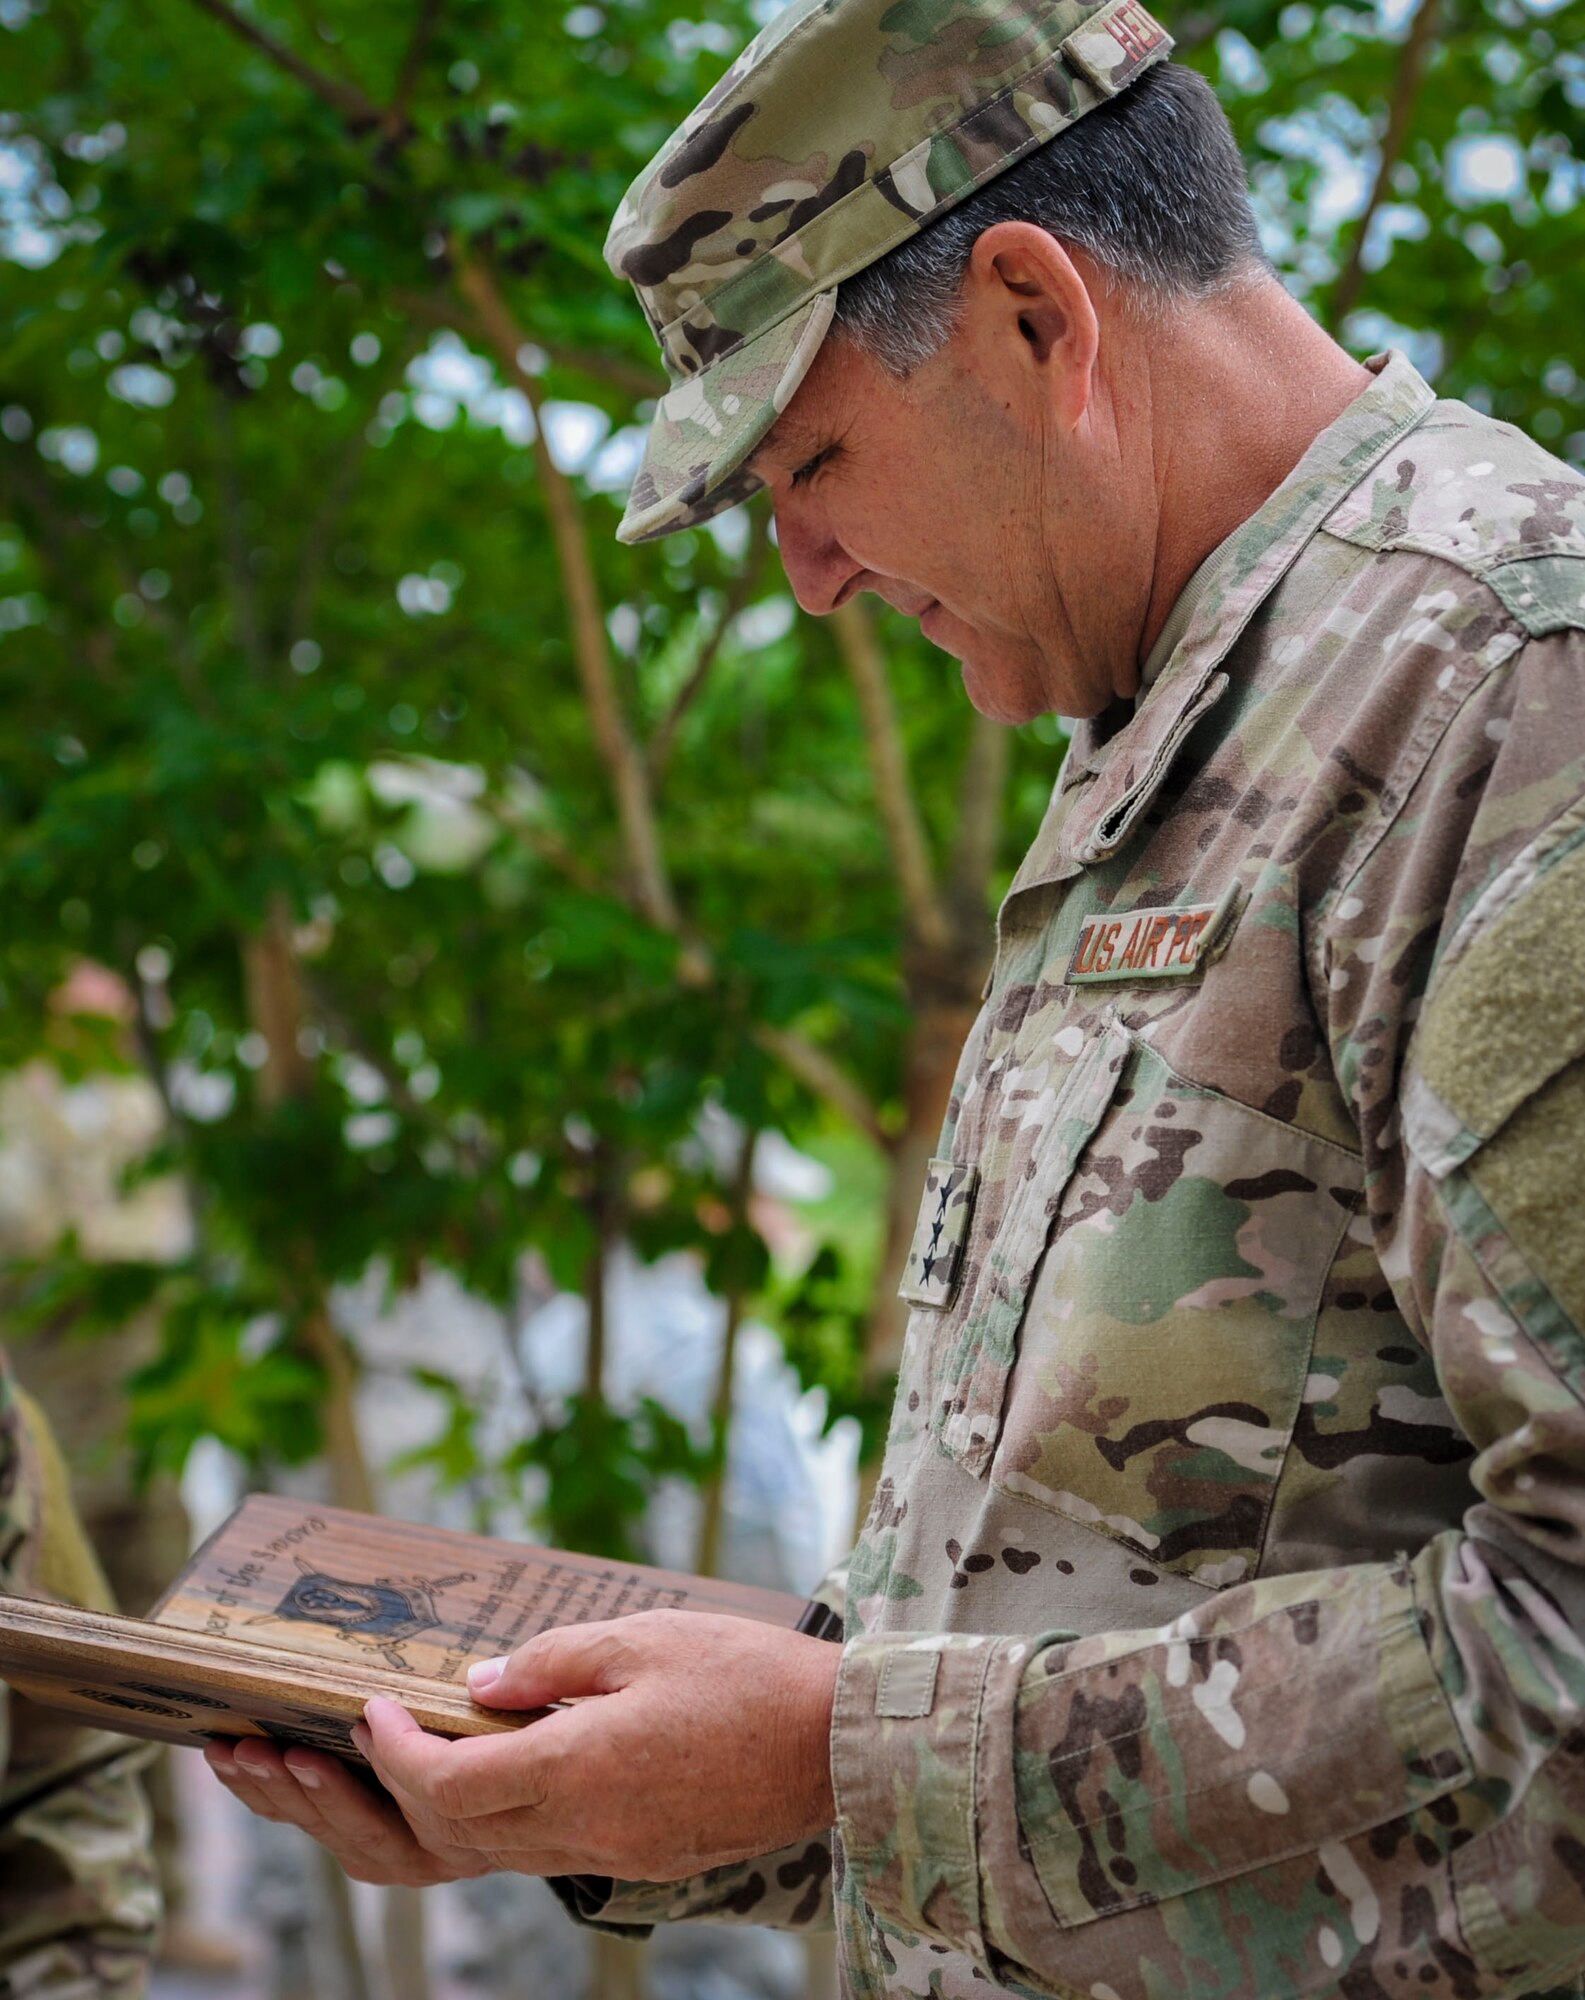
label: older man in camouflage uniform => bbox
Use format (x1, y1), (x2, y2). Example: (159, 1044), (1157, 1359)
(206, 1), (1585, 1994)
(0, 1349), (163, 1993)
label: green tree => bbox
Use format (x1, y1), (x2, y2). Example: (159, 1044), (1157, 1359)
(0, 0), (1059, 1533)
(3, 0), (1582, 1540)
(1, 4), (1581, 1991)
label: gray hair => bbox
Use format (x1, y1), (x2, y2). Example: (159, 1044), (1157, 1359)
(832, 64), (1268, 374)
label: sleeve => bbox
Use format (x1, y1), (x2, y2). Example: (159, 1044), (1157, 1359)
(830, 627), (1585, 1997)
(548, 1556), (850, 1937)
(0, 1369), (164, 1997)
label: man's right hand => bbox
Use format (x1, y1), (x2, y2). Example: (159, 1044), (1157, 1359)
(203, 1737), (493, 1887)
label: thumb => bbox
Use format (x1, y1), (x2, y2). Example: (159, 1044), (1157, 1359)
(466, 1618), (635, 1709)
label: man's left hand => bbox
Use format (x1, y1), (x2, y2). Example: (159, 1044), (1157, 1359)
(357, 1608), (841, 1881)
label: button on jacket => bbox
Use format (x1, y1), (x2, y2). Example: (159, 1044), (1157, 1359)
(566, 351), (1585, 1999)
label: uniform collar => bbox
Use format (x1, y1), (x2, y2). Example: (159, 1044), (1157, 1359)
(1137, 526), (1240, 696)
(1006, 349), (1437, 903)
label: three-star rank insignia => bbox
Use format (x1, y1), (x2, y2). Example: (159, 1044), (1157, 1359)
(898, 1158), (979, 1310)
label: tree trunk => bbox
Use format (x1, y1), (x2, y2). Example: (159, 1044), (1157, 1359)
(591, 1936), (647, 2000)
(833, 607), (1008, 1520)
(1329, 0), (1445, 328)
(585, 1204), (609, 1407)
(695, 1129), (758, 1579)
(242, 895), (424, 2000)
(242, 897), (375, 1516)
(382, 1883), (431, 2000)
(581, 1156), (648, 2000)
(316, 1851), (375, 2000)
(804, 1933), (841, 2000)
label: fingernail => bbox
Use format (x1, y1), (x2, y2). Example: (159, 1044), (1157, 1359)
(289, 1765), (322, 1790)
(467, 1657), (505, 1693)
(238, 1758), (276, 1780)
(351, 1723), (371, 1758)
(205, 1745), (237, 1775)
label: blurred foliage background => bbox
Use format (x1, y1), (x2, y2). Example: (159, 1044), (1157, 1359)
(1, 0), (1583, 1992)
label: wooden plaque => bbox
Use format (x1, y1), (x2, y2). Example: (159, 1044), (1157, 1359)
(0, 1494), (839, 1762)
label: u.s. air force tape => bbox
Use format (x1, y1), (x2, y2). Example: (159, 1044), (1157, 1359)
(1067, 879), (1245, 985)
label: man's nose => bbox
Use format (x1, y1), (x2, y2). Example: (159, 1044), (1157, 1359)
(771, 503), (859, 617)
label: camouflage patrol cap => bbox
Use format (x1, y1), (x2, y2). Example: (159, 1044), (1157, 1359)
(605, 0), (1172, 543)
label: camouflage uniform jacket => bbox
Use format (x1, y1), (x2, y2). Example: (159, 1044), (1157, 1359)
(568, 350), (1585, 1996)
(0, 1352), (162, 1996)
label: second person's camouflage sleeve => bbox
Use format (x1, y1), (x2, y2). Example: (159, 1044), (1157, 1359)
(0, 1363), (164, 1998)
(831, 625), (1585, 1996)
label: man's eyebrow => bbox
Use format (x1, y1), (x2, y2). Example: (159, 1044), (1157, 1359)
(749, 416), (820, 479)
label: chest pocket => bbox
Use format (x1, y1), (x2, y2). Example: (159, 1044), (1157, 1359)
(926, 1026), (1365, 1591)
(926, 1021), (1134, 1472)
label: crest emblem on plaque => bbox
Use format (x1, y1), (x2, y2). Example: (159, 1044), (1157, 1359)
(247, 1557), (475, 1672)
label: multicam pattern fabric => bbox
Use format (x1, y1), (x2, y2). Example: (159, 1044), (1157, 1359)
(0, 1352), (163, 1995)
(604, 0), (1171, 543)
(567, 354), (1585, 1996)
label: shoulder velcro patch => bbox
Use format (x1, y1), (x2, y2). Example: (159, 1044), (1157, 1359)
(1462, 1060), (1585, 1354)
(1406, 824), (1585, 1359)
(1408, 833), (1585, 1174)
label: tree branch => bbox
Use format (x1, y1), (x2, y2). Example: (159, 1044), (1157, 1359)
(288, 331), (421, 648)
(299, 973), (429, 1128)
(212, 390), (270, 677)
(185, 0), (383, 127)
(0, 451), (207, 704)
(383, 0), (440, 140)
(128, 963), (186, 1140)
(286, 434), (368, 651)
(398, 261), (885, 1146)
(493, 803), (618, 900)
(695, 1124), (758, 1578)
(1329, 0), (1444, 331)
(391, 287), (483, 339)
(831, 600), (952, 953)
(944, 710), (1010, 938)
(454, 245), (680, 932)
(492, 795), (888, 1147)
(538, 341), (664, 403)
(390, 291), (665, 402)
(243, 898), (378, 1515)
(648, 510), (771, 782)
(752, 1026), (889, 1151)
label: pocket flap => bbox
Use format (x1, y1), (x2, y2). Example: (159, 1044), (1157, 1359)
(1018, 1563), (1469, 1932)
(935, 1020), (1133, 1477)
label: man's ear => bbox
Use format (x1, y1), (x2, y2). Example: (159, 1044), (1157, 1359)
(960, 221), (1101, 426)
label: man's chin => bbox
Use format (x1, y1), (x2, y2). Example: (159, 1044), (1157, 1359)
(958, 653), (1050, 727)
